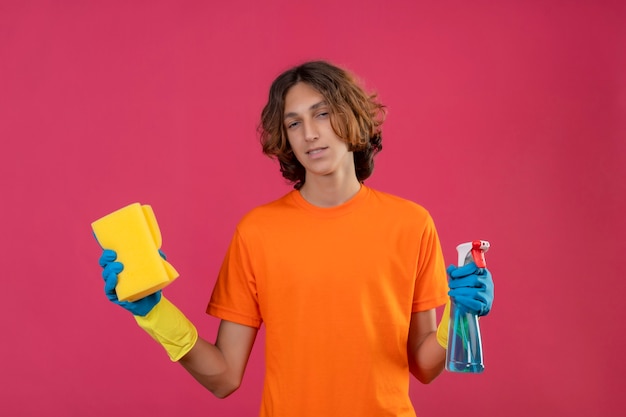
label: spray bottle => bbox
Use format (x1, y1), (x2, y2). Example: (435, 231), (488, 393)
(445, 240), (490, 373)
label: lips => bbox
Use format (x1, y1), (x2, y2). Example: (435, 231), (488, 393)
(306, 147), (327, 155)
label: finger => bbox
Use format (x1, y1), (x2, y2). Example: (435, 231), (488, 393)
(98, 249), (117, 267)
(475, 274), (494, 295)
(106, 292), (119, 303)
(473, 291), (492, 308)
(450, 295), (482, 315)
(450, 286), (492, 308)
(448, 275), (480, 289)
(118, 300), (134, 310)
(453, 292), (492, 316)
(102, 261), (123, 280)
(147, 291), (162, 305)
(449, 286), (480, 298)
(103, 271), (119, 294)
(448, 262), (479, 279)
(479, 305), (492, 316)
(477, 269), (493, 284)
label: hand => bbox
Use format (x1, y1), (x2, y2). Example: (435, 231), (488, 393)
(447, 262), (494, 316)
(99, 249), (161, 316)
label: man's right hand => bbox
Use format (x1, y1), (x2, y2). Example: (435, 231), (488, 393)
(98, 249), (198, 361)
(99, 249), (161, 316)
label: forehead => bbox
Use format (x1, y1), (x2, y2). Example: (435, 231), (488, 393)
(284, 83), (326, 115)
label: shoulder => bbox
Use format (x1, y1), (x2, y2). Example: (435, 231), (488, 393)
(236, 191), (298, 231)
(363, 187), (440, 236)
(365, 187), (432, 219)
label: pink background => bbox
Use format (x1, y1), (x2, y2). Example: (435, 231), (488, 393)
(1, 1), (624, 416)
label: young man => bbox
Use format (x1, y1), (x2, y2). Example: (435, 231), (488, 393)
(98, 61), (494, 416)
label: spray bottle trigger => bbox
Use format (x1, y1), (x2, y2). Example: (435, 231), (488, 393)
(470, 240), (488, 268)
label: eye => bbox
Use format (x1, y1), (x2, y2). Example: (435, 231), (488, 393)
(316, 111), (329, 119)
(286, 120), (300, 129)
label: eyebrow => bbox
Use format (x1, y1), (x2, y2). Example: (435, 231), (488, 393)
(284, 100), (328, 120)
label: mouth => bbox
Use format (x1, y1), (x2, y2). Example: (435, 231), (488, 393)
(306, 147), (328, 155)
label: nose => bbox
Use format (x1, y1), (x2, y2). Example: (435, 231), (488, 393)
(303, 119), (319, 142)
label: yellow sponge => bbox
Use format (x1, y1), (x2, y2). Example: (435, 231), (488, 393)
(91, 203), (179, 302)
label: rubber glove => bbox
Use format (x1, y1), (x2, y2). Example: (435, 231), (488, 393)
(436, 300), (451, 348)
(98, 248), (198, 361)
(99, 249), (161, 317)
(447, 262), (494, 316)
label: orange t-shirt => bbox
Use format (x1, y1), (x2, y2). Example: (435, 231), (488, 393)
(207, 186), (449, 417)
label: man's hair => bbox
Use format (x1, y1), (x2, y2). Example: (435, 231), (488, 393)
(259, 61), (386, 190)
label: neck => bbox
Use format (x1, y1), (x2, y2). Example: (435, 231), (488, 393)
(299, 173), (362, 207)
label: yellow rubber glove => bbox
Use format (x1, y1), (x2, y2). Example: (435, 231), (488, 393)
(134, 296), (198, 361)
(436, 300), (451, 349)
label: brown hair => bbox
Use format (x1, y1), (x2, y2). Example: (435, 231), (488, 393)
(259, 61), (386, 190)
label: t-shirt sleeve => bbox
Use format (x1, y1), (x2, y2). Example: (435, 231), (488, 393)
(206, 227), (263, 328)
(412, 214), (449, 312)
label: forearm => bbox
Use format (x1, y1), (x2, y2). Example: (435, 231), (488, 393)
(407, 309), (447, 384)
(134, 297), (241, 398)
(178, 337), (239, 399)
(179, 319), (258, 399)
(408, 331), (446, 384)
